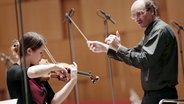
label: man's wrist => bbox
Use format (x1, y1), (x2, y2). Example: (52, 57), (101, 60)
(117, 45), (128, 53)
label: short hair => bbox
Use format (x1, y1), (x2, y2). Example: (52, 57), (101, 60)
(143, 0), (159, 15)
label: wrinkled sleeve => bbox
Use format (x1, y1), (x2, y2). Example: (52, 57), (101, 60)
(107, 29), (168, 70)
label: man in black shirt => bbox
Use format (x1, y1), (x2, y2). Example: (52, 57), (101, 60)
(87, 0), (178, 104)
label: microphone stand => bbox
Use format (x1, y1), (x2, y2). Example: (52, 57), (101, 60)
(177, 27), (184, 82)
(173, 21), (184, 82)
(65, 9), (80, 104)
(97, 9), (116, 104)
(15, 0), (29, 104)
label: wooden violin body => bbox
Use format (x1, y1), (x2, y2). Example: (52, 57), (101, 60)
(39, 59), (99, 83)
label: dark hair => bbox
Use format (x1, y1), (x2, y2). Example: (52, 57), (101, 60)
(11, 32), (46, 58)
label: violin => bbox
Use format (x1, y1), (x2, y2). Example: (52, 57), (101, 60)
(0, 52), (15, 68)
(39, 58), (99, 83)
(44, 45), (99, 84)
(38, 59), (73, 82)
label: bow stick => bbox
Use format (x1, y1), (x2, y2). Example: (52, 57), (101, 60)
(65, 9), (88, 41)
(44, 45), (99, 83)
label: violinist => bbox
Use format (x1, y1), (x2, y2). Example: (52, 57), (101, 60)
(6, 32), (78, 104)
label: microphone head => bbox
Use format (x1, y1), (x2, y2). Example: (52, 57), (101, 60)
(68, 8), (75, 17)
(64, 8), (75, 22)
(97, 9), (105, 15)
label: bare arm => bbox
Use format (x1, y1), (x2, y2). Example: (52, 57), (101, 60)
(51, 63), (78, 104)
(27, 64), (67, 78)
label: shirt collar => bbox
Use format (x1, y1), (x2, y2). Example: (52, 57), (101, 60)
(144, 17), (160, 36)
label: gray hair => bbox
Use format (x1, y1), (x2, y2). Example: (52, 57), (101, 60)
(138, 0), (159, 15)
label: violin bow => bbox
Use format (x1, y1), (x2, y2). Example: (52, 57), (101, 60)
(44, 45), (99, 83)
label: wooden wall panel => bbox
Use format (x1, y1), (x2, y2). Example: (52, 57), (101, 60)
(166, 0), (184, 100)
(0, 0), (184, 102)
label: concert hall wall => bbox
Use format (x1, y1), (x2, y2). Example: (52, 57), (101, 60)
(0, 0), (184, 103)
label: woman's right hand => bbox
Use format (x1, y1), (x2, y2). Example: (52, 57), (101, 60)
(55, 62), (77, 82)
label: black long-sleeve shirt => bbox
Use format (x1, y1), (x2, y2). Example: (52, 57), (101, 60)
(7, 63), (55, 104)
(107, 18), (178, 91)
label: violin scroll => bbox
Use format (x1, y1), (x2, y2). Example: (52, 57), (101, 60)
(0, 52), (15, 68)
(89, 74), (99, 84)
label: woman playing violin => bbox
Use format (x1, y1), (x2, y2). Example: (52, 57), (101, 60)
(6, 32), (78, 104)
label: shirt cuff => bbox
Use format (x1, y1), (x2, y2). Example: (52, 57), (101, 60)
(117, 45), (128, 53)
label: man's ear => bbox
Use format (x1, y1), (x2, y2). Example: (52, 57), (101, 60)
(150, 6), (156, 15)
(27, 48), (32, 55)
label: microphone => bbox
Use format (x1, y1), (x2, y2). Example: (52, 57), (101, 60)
(97, 9), (116, 24)
(66, 8), (75, 17)
(172, 20), (184, 31)
(64, 8), (75, 22)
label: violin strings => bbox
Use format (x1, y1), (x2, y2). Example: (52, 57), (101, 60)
(44, 45), (57, 64)
(67, 16), (88, 41)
